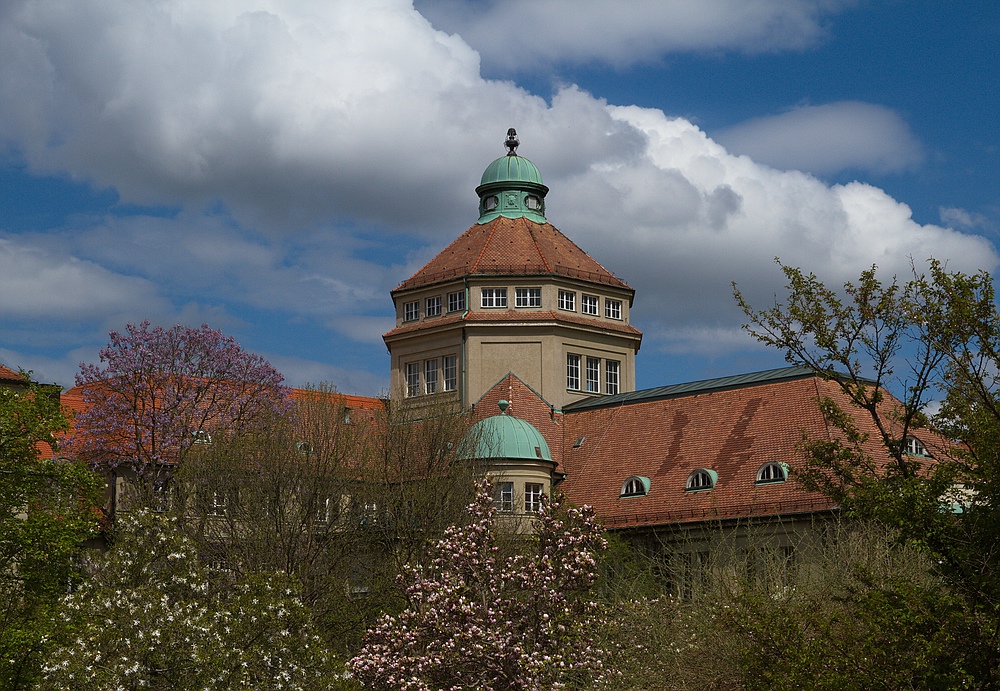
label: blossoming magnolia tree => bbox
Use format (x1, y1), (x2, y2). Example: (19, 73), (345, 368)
(67, 321), (289, 496)
(348, 481), (609, 691)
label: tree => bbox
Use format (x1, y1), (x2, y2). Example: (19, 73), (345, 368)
(348, 481), (608, 691)
(0, 374), (104, 689)
(734, 259), (1000, 684)
(66, 321), (289, 507)
(38, 511), (343, 691)
(175, 386), (481, 656)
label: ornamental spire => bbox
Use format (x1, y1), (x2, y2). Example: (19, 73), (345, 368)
(505, 128), (519, 156)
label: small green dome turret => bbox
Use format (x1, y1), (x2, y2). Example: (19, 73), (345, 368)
(476, 128), (549, 224)
(460, 399), (553, 462)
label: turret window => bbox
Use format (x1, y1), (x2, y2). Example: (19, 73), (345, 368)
(558, 290), (576, 311)
(582, 294), (599, 315)
(525, 483), (544, 513)
(481, 288), (508, 308)
(515, 287), (541, 307)
(484, 195), (498, 211)
(606, 299), (622, 320)
(525, 195), (541, 210)
(404, 301), (419, 322)
(494, 482), (514, 513)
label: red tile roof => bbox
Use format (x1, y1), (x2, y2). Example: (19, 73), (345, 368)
(392, 216), (632, 293)
(557, 372), (940, 529)
(0, 364), (26, 382)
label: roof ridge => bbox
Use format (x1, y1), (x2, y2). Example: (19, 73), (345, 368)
(471, 217), (501, 274)
(526, 219), (552, 273)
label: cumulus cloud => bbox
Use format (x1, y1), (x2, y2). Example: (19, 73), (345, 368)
(940, 206), (992, 231)
(0, 0), (993, 390)
(417, 0), (849, 69)
(714, 102), (924, 176)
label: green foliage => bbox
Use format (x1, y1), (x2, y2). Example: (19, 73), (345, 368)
(0, 375), (103, 689)
(735, 259), (1000, 685)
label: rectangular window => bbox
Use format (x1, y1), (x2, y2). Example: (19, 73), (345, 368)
(405, 362), (420, 397)
(443, 355), (458, 392)
(525, 483), (544, 513)
(447, 291), (466, 312)
(558, 290), (576, 311)
(567, 353), (580, 390)
(494, 481), (514, 513)
(582, 294), (599, 315)
(606, 360), (620, 395)
(605, 298), (622, 320)
(403, 301), (419, 322)
(425, 359), (438, 394)
(586, 356), (600, 393)
(209, 491), (228, 517)
(515, 287), (542, 307)
(426, 296), (441, 317)
(481, 287), (508, 308)
(316, 497), (335, 524)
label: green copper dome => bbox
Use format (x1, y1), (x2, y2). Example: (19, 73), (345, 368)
(460, 400), (553, 462)
(476, 128), (549, 224)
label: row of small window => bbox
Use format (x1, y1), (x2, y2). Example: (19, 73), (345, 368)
(567, 354), (621, 395)
(493, 481), (545, 514)
(402, 289), (623, 321)
(405, 355), (459, 397)
(619, 462), (789, 498)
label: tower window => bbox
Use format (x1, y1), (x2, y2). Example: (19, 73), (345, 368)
(525, 483), (544, 513)
(605, 299), (622, 320)
(404, 301), (419, 322)
(525, 195), (541, 210)
(582, 294), (599, 315)
(606, 360), (620, 395)
(515, 287), (541, 307)
(405, 362), (420, 398)
(443, 355), (458, 392)
(494, 482), (513, 513)
(448, 291), (466, 312)
(484, 195), (498, 211)
(481, 288), (508, 308)
(567, 354), (581, 390)
(586, 356), (600, 393)
(426, 296), (441, 317)
(558, 290), (576, 311)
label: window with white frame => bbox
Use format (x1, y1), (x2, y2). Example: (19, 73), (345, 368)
(426, 296), (441, 317)
(403, 301), (419, 322)
(481, 287), (508, 308)
(525, 483), (544, 513)
(441, 355), (457, 392)
(448, 291), (465, 312)
(606, 360), (620, 395)
(192, 430), (212, 445)
(567, 354), (581, 390)
(605, 298), (622, 320)
(558, 290), (576, 311)
(494, 482), (514, 513)
(425, 359), (439, 394)
(756, 462), (788, 484)
(208, 490), (228, 516)
(586, 356), (600, 393)
(405, 362), (420, 397)
(686, 469), (716, 491)
(904, 436), (930, 457)
(582, 294), (599, 315)
(316, 497), (335, 524)
(515, 287), (541, 307)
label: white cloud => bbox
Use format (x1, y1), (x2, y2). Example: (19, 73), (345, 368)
(0, 0), (994, 384)
(416, 0), (849, 69)
(714, 102), (924, 176)
(940, 206), (992, 231)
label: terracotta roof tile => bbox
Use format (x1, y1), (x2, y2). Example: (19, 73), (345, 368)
(0, 364), (26, 382)
(393, 216), (631, 293)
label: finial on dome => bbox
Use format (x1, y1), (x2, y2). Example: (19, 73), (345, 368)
(498, 399), (510, 414)
(504, 128), (519, 156)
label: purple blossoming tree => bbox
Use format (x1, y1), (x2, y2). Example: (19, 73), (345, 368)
(67, 322), (289, 493)
(348, 481), (609, 690)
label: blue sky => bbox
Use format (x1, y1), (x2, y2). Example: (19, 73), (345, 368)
(1, 0), (997, 394)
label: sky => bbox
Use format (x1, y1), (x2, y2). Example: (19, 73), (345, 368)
(1, 0), (998, 395)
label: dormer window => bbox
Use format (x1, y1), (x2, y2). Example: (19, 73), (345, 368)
(755, 462), (788, 485)
(686, 468), (717, 491)
(296, 441), (313, 455)
(192, 430), (212, 445)
(904, 436), (930, 457)
(621, 476), (650, 498)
